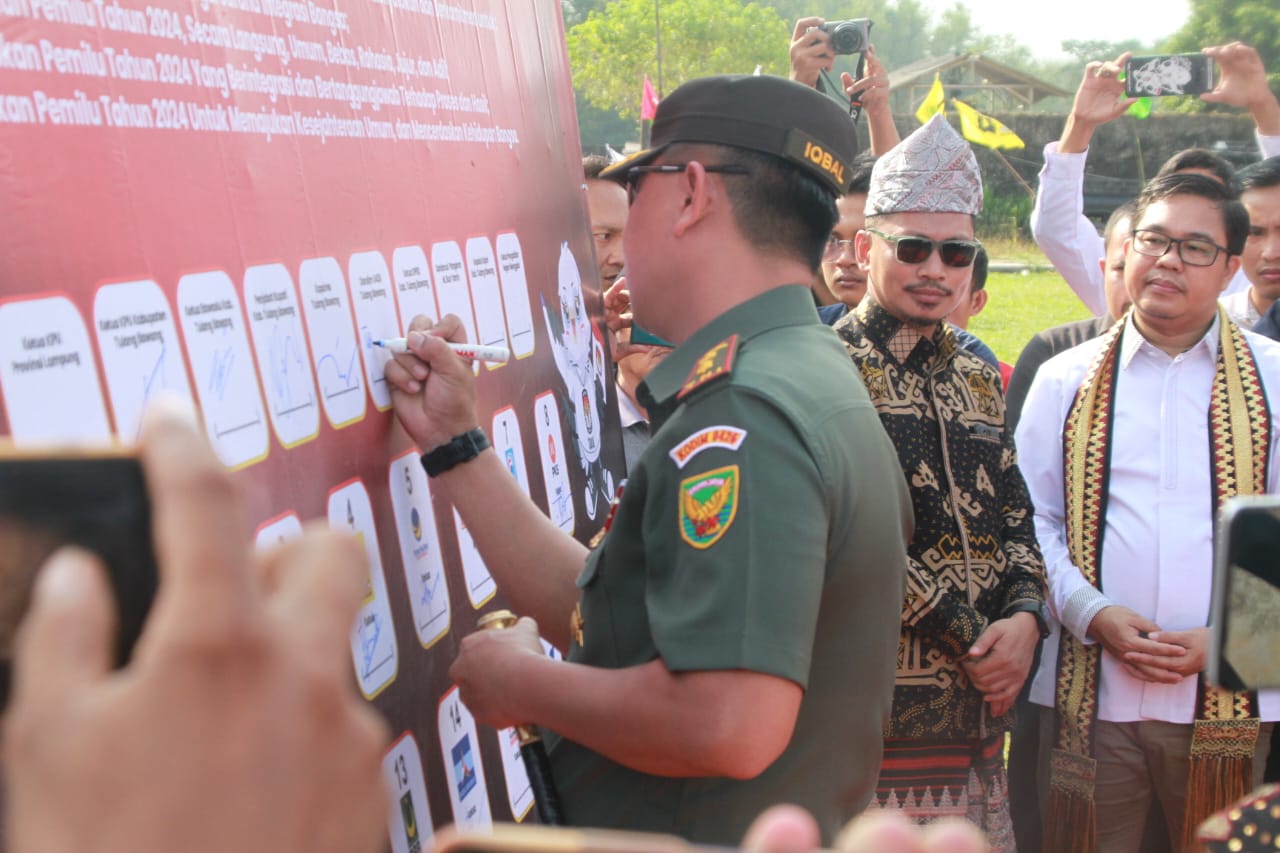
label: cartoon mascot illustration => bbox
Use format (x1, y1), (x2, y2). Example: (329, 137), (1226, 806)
(541, 242), (615, 520)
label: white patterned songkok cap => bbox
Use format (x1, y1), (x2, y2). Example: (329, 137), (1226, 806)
(865, 114), (983, 216)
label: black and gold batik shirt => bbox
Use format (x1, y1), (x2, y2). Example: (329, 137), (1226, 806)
(834, 298), (1047, 739)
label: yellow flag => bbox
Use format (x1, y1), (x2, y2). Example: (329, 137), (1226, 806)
(914, 74), (945, 125)
(952, 99), (1024, 150)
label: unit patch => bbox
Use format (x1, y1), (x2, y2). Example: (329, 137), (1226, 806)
(679, 465), (740, 549)
(668, 426), (746, 469)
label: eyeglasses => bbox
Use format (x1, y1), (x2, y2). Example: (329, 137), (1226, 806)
(823, 237), (856, 261)
(864, 228), (981, 268)
(1130, 229), (1228, 267)
(623, 163), (751, 205)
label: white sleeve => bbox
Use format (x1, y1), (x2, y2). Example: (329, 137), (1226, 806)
(1014, 355), (1112, 643)
(1029, 141), (1107, 317)
(1258, 132), (1280, 158)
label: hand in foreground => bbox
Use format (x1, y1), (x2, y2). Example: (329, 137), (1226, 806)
(789, 17), (834, 88)
(4, 399), (390, 853)
(385, 313), (481, 452)
(744, 803), (988, 852)
(962, 613), (1040, 718)
(450, 615), (547, 730)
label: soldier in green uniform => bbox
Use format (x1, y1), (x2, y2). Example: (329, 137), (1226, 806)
(385, 74), (911, 845)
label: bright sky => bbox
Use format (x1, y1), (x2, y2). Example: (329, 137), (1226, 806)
(915, 0), (1192, 61)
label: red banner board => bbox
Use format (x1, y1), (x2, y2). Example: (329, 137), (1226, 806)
(0, 0), (624, 842)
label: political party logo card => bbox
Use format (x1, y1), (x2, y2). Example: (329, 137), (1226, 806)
(491, 406), (531, 496)
(451, 507), (496, 609)
(437, 686), (493, 830)
(388, 450), (451, 648)
(382, 732), (434, 853)
(329, 479), (398, 698)
(496, 725), (534, 821)
(533, 391), (575, 533)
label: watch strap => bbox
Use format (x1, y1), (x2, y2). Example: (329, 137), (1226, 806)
(421, 428), (491, 478)
(1004, 599), (1051, 639)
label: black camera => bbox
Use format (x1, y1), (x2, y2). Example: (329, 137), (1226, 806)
(820, 18), (873, 56)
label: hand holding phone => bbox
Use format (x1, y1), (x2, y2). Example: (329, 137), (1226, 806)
(4, 403), (390, 853)
(0, 448), (157, 709)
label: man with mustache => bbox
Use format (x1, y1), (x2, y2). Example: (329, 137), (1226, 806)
(832, 115), (1048, 851)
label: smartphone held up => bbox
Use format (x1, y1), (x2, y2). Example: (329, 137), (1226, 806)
(0, 447), (158, 709)
(1123, 53), (1216, 98)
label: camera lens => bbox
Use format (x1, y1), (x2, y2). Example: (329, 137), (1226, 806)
(831, 24), (863, 54)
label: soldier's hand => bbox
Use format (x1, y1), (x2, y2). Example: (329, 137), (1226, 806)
(385, 314), (481, 452)
(450, 616), (546, 730)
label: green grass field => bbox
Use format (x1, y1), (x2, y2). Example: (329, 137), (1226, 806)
(968, 270), (1095, 365)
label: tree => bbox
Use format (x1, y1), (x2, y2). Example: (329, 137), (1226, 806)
(1160, 0), (1280, 106)
(929, 4), (976, 58)
(567, 0), (791, 120)
(1061, 38), (1146, 64)
(562, 0), (609, 28)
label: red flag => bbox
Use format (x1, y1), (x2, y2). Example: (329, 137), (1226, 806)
(641, 75), (659, 120)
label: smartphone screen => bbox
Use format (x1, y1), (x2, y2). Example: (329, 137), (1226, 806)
(0, 450), (158, 709)
(1123, 53), (1215, 98)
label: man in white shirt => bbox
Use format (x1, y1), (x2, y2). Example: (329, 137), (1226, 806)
(1222, 157), (1280, 328)
(1030, 42), (1280, 316)
(1017, 172), (1280, 853)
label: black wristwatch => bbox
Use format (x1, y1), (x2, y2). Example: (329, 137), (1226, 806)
(421, 428), (491, 477)
(1004, 599), (1052, 640)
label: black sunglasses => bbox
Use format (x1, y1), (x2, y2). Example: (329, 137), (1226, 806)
(864, 227), (981, 268)
(623, 163), (752, 204)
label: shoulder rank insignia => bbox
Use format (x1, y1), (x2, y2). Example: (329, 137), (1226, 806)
(678, 335), (738, 400)
(679, 464), (740, 549)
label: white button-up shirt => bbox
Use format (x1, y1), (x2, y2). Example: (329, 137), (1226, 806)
(1016, 314), (1280, 722)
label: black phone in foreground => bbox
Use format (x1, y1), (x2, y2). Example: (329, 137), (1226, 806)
(0, 447), (158, 710)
